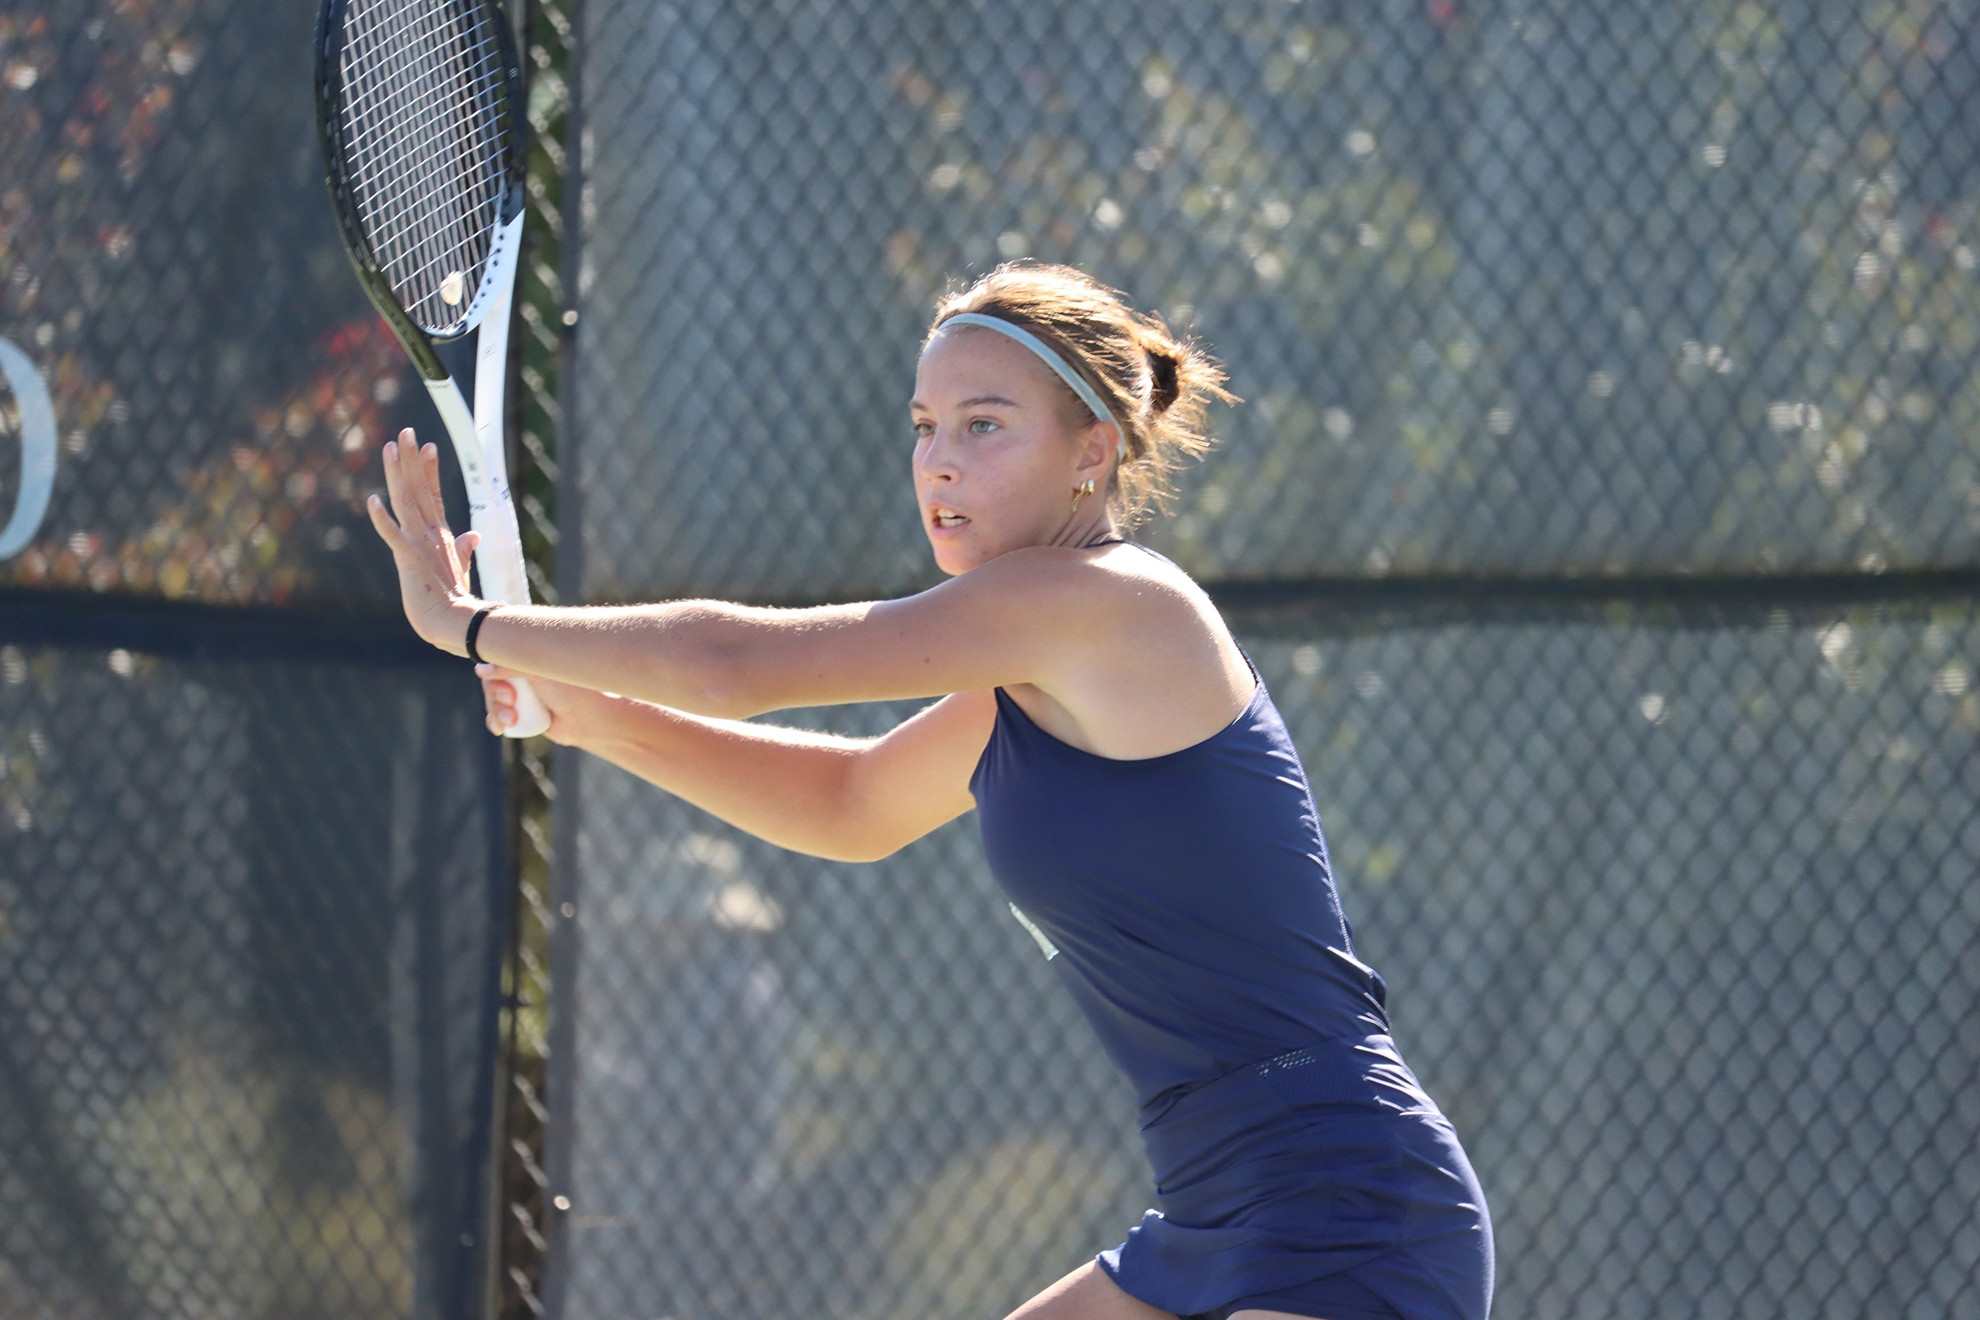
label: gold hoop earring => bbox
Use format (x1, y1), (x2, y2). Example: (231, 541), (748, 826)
(1071, 478), (1096, 512)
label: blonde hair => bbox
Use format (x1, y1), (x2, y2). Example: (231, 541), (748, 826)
(926, 262), (1234, 529)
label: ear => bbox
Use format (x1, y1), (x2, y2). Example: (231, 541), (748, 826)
(1072, 420), (1120, 481)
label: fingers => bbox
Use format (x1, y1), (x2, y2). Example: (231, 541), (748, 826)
(413, 436), (451, 536)
(380, 432), (414, 526)
(365, 490), (409, 553)
(378, 432), (469, 573)
(382, 433), (442, 560)
(394, 430), (445, 537)
(381, 431), (438, 538)
(481, 673), (518, 735)
(455, 529), (481, 579)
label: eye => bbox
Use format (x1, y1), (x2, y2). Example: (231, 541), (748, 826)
(968, 417), (999, 435)
(911, 419), (934, 440)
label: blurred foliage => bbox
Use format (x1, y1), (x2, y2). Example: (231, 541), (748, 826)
(571, 0), (1980, 604)
(0, 2), (416, 607)
(3, 320), (403, 603)
(879, 2), (1980, 577)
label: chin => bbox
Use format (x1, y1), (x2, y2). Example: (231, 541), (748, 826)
(926, 535), (989, 577)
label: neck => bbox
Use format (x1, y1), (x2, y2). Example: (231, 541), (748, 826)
(1049, 512), (1119, 550)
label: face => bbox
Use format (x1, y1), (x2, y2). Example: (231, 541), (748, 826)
(910, 326), (1114, 575)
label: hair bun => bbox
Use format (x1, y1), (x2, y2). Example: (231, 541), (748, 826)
(1147, 347), (1181, 414)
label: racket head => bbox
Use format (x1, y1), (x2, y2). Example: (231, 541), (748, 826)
(314, 0), (527, 373)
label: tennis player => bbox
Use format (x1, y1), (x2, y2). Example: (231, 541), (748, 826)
(368, 263), (1493, 1320)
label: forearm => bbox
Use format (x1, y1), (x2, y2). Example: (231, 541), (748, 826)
(462, 551), (1092, 718)
(572, 693), (882, 861)
(468, 599), (872, 718)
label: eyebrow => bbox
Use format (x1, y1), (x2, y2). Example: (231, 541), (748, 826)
(908, 394), (1023, 412)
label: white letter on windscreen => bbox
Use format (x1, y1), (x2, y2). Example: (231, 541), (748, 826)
(0, 335), (56, 561)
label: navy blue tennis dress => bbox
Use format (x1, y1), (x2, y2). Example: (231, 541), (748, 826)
(969, 596), (1493, 1320)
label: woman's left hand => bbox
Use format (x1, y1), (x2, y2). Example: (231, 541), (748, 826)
(475, 663), (601, 744)
(366, 429), (481, 655)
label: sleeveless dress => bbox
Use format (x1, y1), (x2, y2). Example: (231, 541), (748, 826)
(969, 602), (1494, 1320)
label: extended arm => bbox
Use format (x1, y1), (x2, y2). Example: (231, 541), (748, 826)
(371, 432), (1248, 758)
(369, 435), (1108, 717)
(543, 681), (993, 862)
(460, 586), (1076, 717)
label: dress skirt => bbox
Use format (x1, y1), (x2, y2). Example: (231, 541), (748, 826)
(1096, 1034), (1493, 1320)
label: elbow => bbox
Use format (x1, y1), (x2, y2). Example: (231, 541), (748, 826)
(662, 599), (846, 718)
(815, 754), (906, 864)
(671, 630), (765, 719)
(817, 835), (905, 865)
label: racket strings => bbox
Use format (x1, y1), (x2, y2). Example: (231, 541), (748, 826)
(336, 0), (511, 335)
(342, 0), (503, 273)
(343, 3), (503, 324)
(348, 67), (505, 273)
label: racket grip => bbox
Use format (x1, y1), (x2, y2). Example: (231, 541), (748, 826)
(504, 675), (552, 739)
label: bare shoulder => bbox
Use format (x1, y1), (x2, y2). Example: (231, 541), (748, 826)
(1061, 540), (1233, 650)
(992, 542), (1255, 759)
(948, 540), (1212, 620)
(869, 542), (1197, 656)
(1088, 539), (1219, 606)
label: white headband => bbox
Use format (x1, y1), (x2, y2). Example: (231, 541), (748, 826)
(941, 312), (1126, 461)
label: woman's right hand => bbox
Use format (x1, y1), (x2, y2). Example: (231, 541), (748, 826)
(474, 663), (607, 744)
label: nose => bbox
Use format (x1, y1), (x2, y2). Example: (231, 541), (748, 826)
(916, 423), (960, 484)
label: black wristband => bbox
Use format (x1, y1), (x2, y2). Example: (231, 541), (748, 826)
(464, 606), (496, 665)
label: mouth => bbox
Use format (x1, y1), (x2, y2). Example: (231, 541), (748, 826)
(928, 506), (970, 531)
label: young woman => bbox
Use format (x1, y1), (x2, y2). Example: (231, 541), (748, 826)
(368, 263), (1493, 1320)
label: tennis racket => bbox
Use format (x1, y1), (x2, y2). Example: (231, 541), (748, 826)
(314, 0), (550, 738)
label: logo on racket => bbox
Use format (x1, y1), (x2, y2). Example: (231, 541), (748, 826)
(0, 336), (56, 561)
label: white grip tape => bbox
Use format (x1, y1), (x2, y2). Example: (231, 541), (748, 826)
(425, 377), (551, 738)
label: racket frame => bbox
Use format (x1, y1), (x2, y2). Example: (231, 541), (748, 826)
(314, 0), (550, 737)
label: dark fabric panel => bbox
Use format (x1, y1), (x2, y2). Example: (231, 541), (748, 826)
(0, 640), (506, 1320)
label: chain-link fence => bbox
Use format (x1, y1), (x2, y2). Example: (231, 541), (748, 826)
(544, 2), (1980, 1318)
(0, 640), (506, 1320)
(569, 0), (1980, 606)
(494, 0), (581, 1315)
(0, 0), (439, 608)
(1, 3), (515, 1318)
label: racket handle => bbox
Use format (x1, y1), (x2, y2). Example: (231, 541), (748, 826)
(503, 676), (552, 739)
(424, 377), (548, 738)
